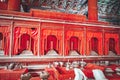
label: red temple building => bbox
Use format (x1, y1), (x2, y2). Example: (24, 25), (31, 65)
(0, 0), (120, 80)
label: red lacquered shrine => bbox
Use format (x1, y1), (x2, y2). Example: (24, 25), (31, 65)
(0, 0), (120, 64)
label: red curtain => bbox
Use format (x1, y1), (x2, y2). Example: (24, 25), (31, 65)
(0, 26), (10, 56)
(13, 27), (20, 55)
(13, 27), (38, 55)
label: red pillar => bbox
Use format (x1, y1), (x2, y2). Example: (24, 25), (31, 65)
(7, 0), (20, 11)
(88, 0), (98, 21)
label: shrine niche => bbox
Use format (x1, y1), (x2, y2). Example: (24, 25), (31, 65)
(18, 33), (34, 55)
(90, 37), (98, 56)
(65, 30), (84, 56)
(108, 38), (116, 56)
(0, 26), (10, 56)
(105, 33), (119, 56)
(69, 36), (80, 56)
(86, 32), (103, 56)
(41, 29), (63, 56)
(70, 36), (79, 51)
(13, 27), (38, 56)
(46, 35), (58, 55)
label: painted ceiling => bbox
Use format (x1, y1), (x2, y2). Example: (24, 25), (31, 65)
(21, 0), (120, 25)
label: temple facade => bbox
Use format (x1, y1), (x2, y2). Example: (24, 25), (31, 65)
(0, 1), (120, 80)
(0, 0), (120, 63)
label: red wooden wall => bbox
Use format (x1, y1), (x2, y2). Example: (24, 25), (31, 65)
(0, 19), (120, 57)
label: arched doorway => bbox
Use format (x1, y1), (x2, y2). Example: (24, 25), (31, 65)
(70, 36), (79, 51)
(19, 33), (34, 55)
(90, 37), (98, 55)
(69, 36), (80, 55)
(46, 35), (57, 54)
